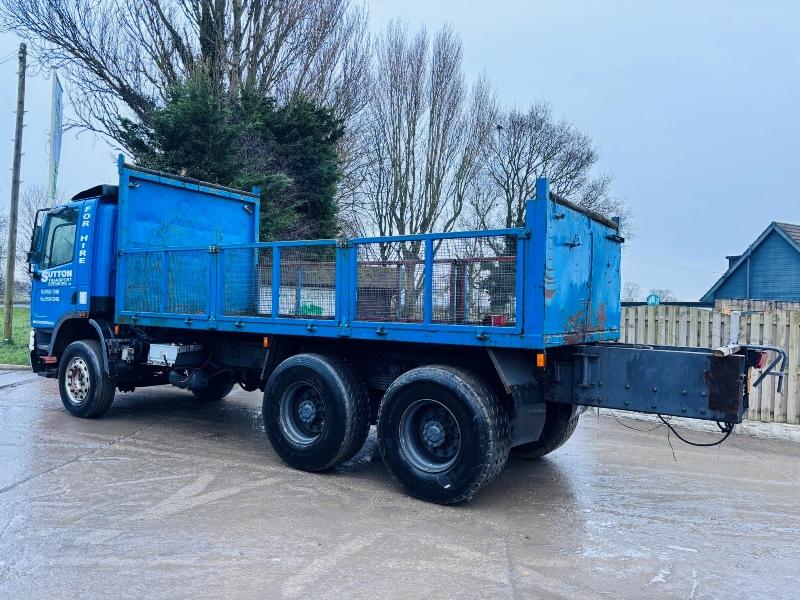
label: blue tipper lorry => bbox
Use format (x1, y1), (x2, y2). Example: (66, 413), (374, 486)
(25, 157), (782, 504)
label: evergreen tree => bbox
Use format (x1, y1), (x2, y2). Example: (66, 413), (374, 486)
(119, 74), (343, 241)
(119, 73), (239, 185)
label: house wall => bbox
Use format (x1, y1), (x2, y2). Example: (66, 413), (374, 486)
(749, 230), (800, 300)
(709, 230), (800, 302)
(715, 259), (748, 298)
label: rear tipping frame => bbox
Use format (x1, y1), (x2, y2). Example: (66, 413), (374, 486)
(114, 178), (623, 350)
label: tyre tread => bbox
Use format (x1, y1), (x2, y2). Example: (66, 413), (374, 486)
(264, 353), (370, 472)
(379, 365), (511, 504)
(59, 339), (115, 418)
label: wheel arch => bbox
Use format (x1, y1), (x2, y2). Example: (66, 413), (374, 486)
(50, 316), (114, 374)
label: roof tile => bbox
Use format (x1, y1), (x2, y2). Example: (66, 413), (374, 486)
(775, 222), (800, 247)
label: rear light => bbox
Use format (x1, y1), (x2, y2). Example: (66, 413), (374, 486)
(753, 351), (768, 370)
(535, 352), (546, 368)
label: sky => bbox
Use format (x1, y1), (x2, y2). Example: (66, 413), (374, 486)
(1, 0), (798, 300)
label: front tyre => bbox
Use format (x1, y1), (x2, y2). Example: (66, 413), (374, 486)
(263, 354), (369, 472)
(58, 340), (116, 418)
(378, 366), (511, 505)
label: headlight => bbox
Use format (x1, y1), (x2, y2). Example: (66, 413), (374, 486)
(29, 329), (35, 352)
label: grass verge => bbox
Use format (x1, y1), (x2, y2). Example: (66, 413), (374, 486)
(0, 307), (31, 365)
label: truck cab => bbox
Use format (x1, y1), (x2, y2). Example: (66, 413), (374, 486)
(28, 186), (118, 374)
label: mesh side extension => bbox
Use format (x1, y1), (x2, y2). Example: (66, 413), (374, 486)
(355, 241), (425, 322)
(124, 252), (161, 313)
(432, 236), (517, 326)
(166, 250), (209, 315)
(223, 247), (270, 316)
(279, 246), (336, 319)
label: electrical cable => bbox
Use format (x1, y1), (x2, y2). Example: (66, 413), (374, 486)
(0, 50), (19, 65)
(608, 409), (665, 432)
(657, 414), (734, 447)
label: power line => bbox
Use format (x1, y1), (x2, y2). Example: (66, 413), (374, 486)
(0, 50), (19, 65)
(625, 256), (719, 274)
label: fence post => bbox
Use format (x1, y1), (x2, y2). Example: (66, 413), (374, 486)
(783, 310), (800, 424)
(775, 310), (789, 422)
(634, 306), (647, 344)
(762, 310), (775, 422)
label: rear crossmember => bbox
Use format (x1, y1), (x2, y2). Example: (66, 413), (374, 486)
(492, 343), (787, 433)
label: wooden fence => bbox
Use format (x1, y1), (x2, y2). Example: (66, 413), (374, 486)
(620, 305), (800, 424)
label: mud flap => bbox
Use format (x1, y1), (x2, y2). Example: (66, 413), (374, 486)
(487, 349), (548, 445)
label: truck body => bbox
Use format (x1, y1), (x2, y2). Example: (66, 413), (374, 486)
(26, 158), (773, 504)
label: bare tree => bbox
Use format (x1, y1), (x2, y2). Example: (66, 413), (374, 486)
(16, 186), (57, 269)
(622, 281), (642, 302)
(470, 103), (630, 231)
(354, 22), (496, 244)
(0, 0), (371, 141)
(648, 288), (676, 302)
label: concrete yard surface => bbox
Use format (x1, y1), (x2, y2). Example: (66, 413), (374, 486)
(1, 368), (799, 599)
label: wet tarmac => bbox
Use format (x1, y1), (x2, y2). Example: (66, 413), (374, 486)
(1, 368), (799, 599)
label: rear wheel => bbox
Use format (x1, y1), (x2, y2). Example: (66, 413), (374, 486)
(511, 402), (579, 460)
(58, 340), (116, 418)
(378, 366), (510, 505)
(263, 353), (369, 472)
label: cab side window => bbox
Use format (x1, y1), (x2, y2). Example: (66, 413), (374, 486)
(42, 208), (77, 269)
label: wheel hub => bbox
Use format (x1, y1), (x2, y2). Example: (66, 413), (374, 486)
(298, 399), (317, 424)
(422, 421), (445, 448)
(399, 399), (462, 473)
(279, 382), (326, 447)
(65, 357), (91, 405)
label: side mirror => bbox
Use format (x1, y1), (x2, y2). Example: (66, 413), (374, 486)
(30, 224), (42, 255)
(27, 224), (42, 276)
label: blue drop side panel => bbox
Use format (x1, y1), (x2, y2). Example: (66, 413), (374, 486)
(533, 187), (621, 345)
(115, 164), (260, 320)
(115, 171), (621, 350)
(117, 169), (258, 251)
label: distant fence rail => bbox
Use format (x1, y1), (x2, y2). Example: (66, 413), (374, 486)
(621, 305), (800, 424)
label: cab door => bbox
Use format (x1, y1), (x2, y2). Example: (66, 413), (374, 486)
(30, 205), (80, 329)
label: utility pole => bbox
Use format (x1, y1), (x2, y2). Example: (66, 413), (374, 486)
(3, 43), (26, 342)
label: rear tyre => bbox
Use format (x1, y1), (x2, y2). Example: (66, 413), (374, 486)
(191, 376), (235, 402)
(58, 340), (116, 418)
(263, 353), (369, 472)
(511, 402), (579, 460)
(377, 366), (511, 505)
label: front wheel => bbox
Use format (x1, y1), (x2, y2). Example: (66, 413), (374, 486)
(58, 340), (116, 418)
(377, 366), (511, 505)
